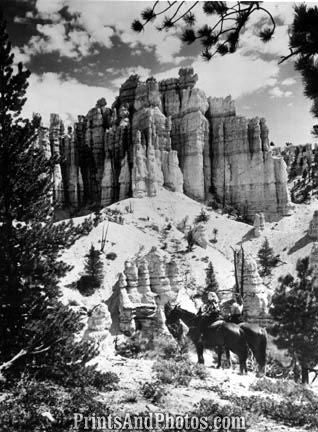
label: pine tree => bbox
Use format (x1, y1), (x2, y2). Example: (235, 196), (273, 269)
(270, 257), (318, 384)
(0, 14), (105, 386)
(78, 245), (104, 295)
(257, 238), (277, 277)
(84, 244), (104, 283)
(201, 262), (219, 304)
(288, 4), (318, 136)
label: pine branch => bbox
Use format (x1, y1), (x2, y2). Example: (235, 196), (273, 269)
(279, 48), (302, 65)
(132, 1), (277, 61)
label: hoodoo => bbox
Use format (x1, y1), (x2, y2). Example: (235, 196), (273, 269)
(40, 67), (291, 221)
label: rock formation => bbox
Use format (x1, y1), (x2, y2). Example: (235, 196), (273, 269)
(191, 223), (208, 249)
(309, 242), (318, 287)
(40, 68), (291, 221)
(207, 98), (291, 220)
(49, 114), (65, 207)
(82, 303), (113, 354)
(253, 213), (265, 237)
(309, 210), (318, 239)
(118, 247), (182, 337)
(281, 143), (314, 177)
(236, 248), (269, 321)
(159, 69), (209, 200)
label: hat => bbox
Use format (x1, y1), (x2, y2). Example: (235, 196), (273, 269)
(207, 292), (219, 302)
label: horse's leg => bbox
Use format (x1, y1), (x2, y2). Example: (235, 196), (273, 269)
(217, 346), (223, 368)
(256, 359), (266, 377)
(256, 333), (267, 377)
(239, 357), (246, 375)
(225, 347), (232, 368)
(196, 342), (204, 364)
(239, 347), (248, 375)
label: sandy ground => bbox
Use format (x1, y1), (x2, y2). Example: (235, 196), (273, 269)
(95, 352), (315, 432)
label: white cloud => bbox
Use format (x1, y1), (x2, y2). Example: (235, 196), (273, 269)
(25, 1), (296, 65)
(20, 22), (102, 59)
(155, 35), (182, 64)
(32, 0), (183, 63)
(243, 2), (294, 29)
(154, 51), (279, 99)
(265, 3), (295, 26)
(23, 73), (116, 125)
(269, 86), (293, 98)
(281, 77), (297, 86)
(193, 53), (279, 99)
(34, 0), (66, 18)
(240, 24), (290, 57)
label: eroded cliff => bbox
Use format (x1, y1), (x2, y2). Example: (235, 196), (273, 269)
(41, 67), (291, 221)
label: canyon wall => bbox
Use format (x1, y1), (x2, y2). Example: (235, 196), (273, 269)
(207, 97), (291, 220)
(41, 68), (291, 221)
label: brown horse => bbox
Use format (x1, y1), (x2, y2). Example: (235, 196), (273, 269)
(166, 306), (267, 375)
(239, 322), (267, 375)
(188, 320), (249, 374)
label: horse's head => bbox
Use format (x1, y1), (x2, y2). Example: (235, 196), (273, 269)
(165, 304), (182, 325)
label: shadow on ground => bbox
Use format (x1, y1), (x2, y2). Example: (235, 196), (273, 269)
(288, 233), (312, 255)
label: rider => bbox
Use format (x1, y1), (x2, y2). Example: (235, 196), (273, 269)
(228, 294), (244, 324)
(198, 291), (221, 329)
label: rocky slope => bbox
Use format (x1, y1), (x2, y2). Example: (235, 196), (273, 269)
(60, 188), (318, 345)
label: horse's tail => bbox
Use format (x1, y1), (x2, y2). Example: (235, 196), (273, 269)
(240, 324), (267, 375)
(256, 329), (267, 375)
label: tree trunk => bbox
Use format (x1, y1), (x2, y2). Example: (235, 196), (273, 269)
(301, 365), (309, 384)
(232, 249), (239, 295)
(240, 246), (245, 297)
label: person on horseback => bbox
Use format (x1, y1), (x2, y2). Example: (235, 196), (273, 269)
(198, 291), (221, 329)
(228, 294), (244, 324)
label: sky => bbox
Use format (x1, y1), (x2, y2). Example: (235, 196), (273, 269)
(3, 0), (318, 146)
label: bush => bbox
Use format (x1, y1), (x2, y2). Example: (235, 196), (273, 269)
(195, 208), (210, 224)
(77, 275), (99, 296)
(207, 199), (221, 211)
(153, 358), (206, 386)
(73, 217), (95, 237)
(68, 299), (80, 307)
(263, 356), (295, 380)
(186, 227), (195, 251)
(0, 378), (112, 432)
(146, 335), (188, 361)
(140, 380), (166, 404)
(250, 377), (313, 399)
(115, 334), (148, 358)
(93, 209), (104, 227)
(196, 388), (318, 429)
(193, 398), (248, 431)
(105, 252), (117, 260)
(90, 369), (119, 391)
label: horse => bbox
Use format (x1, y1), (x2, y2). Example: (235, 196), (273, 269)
(165, 305), (248, 373)
(187, 320), (249, 374)
(239, 322), (267, 375)
(165, 305), (267, 375)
